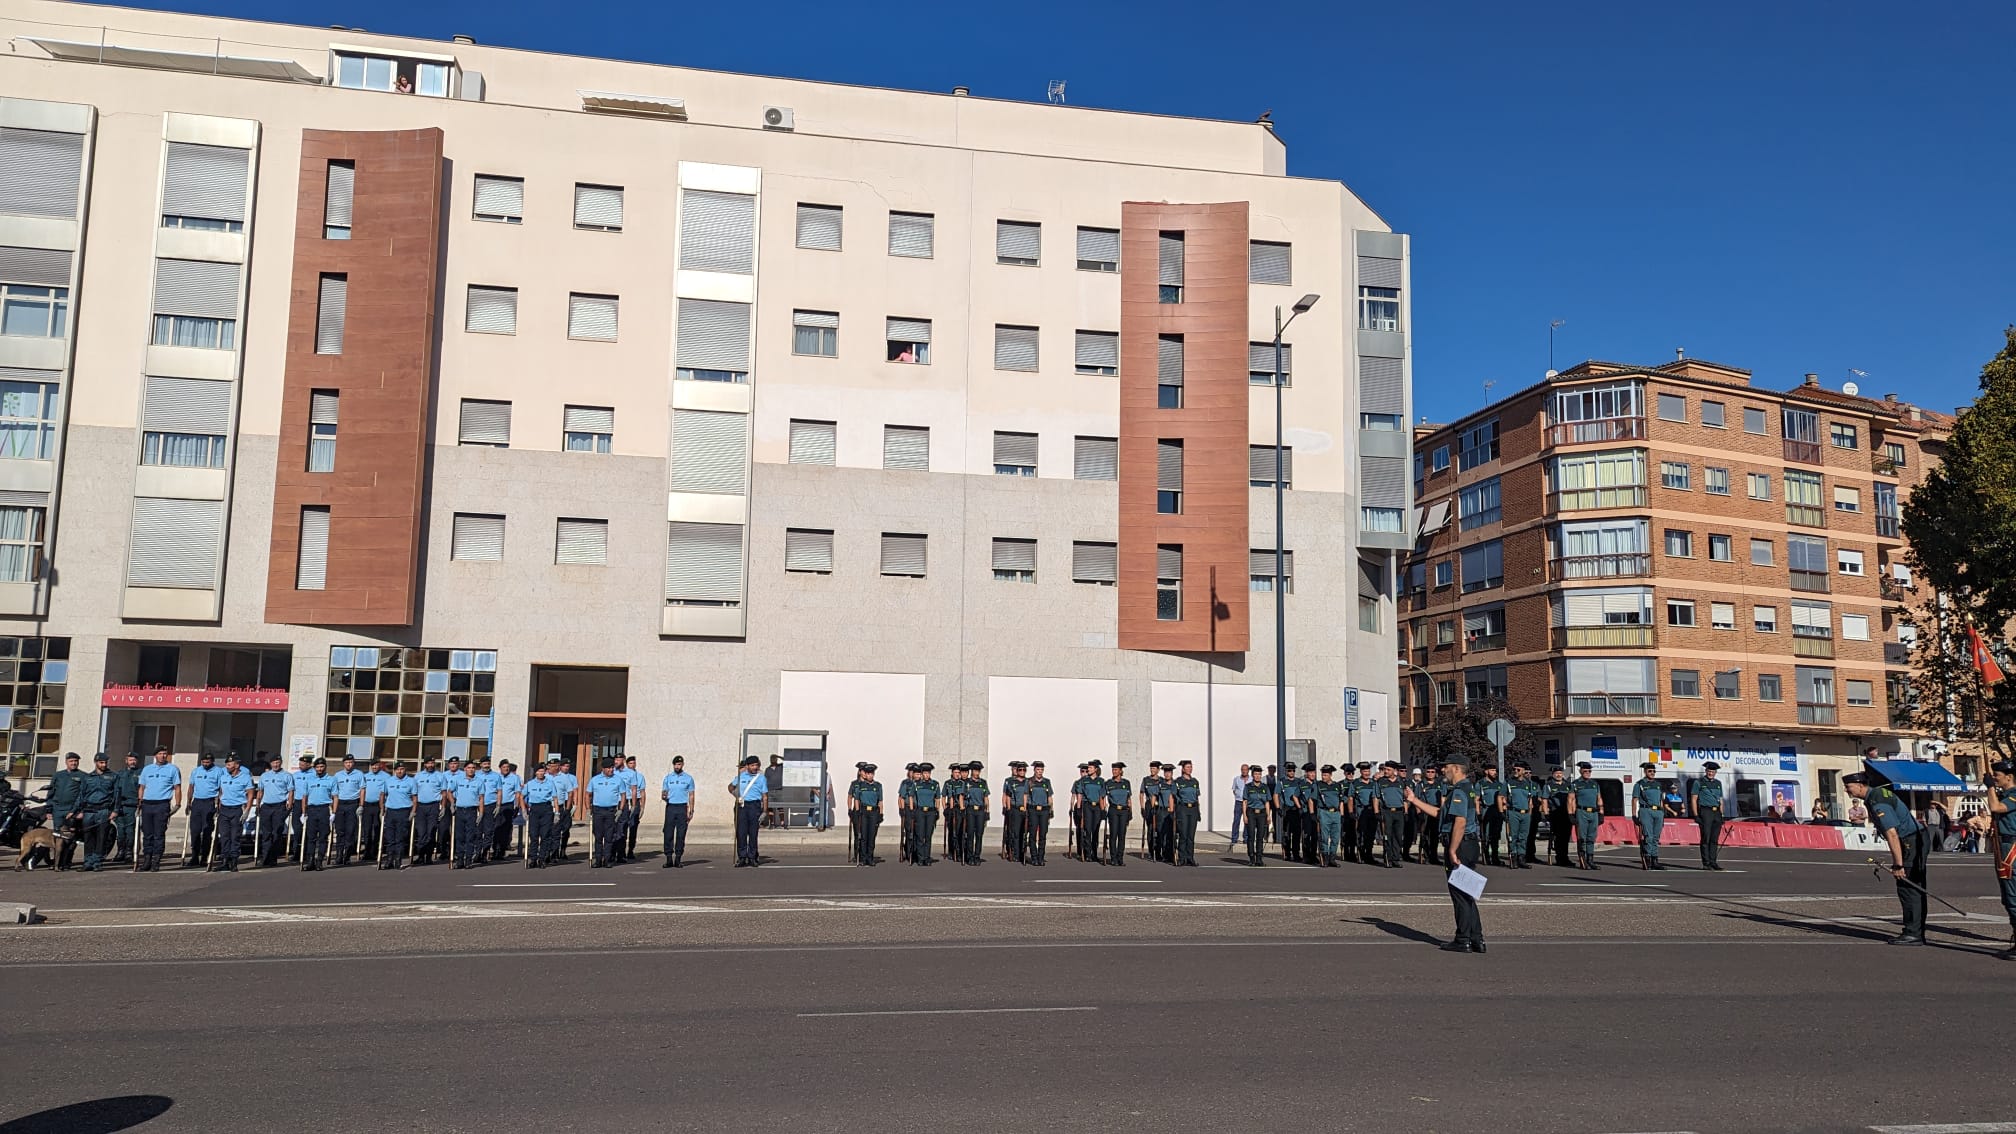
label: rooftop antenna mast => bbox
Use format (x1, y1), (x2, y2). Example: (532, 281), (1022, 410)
(1047, 80), (1067, 104)
(1483, 378), (1497, 406)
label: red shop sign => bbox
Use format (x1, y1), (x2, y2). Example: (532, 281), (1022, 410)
(100, 685), (291, 711)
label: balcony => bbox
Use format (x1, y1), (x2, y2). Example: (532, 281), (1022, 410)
(1464, 632), (1506, 652)
(1786, 504), (1827, 528)
(1554, 625), (1656, 649)
(1783, 439), (1823, 465)
(1557, 693), (1660, 717)
(1798, 701), (1838, 725)
(1551, 552), (1652, 580)
(1872, 454), (1900, 477)
(1792, 632), (1835, 659)
(1546, 416), (1647, 447)
(1551, 486), (1649, 512)
(1876, 514), (1901, 539)
(1789, 569), (1830, 593)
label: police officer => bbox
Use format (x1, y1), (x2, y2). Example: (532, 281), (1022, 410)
(74, 754), (116, 871)
(1002, 761), (1030, 863)
(618, 755), (646, 863)
(1026, 761), (1054, 866)
(490, 760), (522, 863)
(660, 755), (695, 868)
(254, 755), (292, 868)
(185, 752), (223, 870)
(1416, 765), (1445, 866)
(731, 754), (768, 867)
(549, 757), (578, 864)
(135, 746), (183, 872)
(848, 762), (883, 866)
(1981, 758), (2015, 958)
(412, 757), (448, 866)
(297, 757), (336, 871)
(1546, 766), (1574, 866)
(1474, 765), (1507, 867)
(378, 762), (418, 869)
(1066, 763), (1090, 861)
(1690, 762), (1728, 871)
(1076, 761), (1105, 862)
(1352, 764), (1380, 864)
(287, 753), (314, 862)
(966, 761), (991, 866)
(940, 764), (964, 863)
(1633, 762), (1666, 870)
(1377, 763), (1409, 868)
(1171, 759), (1201, 867)
(1846, 768), (1929, 945)
(110, 753), (142, 865)
(912, 763), (941, 866)
(1568, 762), (1603, 870)
(585, 758), (623, 868)
(1242, 770), (1272, 866)
(1312, 766), (1345, 867)
(1140, 762), (1164, 863)
(443, 759), (482, 869)
(896, 763), (918, 863)
(46, 751), (85, 870)
(359, 759), (390, 864)
(472, 757), (501, 863)
(1277, 763), (1303, 863)
(1503, 762), (1539, 870)
(521, 763), (556, 869)
(210, 753), (253, 872)
(1103, 762), (1133, 866)
(1409, 759), (1485, 954)
(331, 755), (365, 866)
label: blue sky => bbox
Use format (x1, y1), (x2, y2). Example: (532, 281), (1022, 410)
(138, 0), (2014, 416)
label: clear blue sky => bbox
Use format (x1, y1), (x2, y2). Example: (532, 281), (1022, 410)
(135, 0), (2014, 416)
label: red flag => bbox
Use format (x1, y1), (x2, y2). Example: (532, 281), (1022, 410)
(1967, 623), (2007, 686)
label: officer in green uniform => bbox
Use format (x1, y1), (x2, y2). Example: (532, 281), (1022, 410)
(1408, 759), (1485, 953)
(1277, 763), (1304, 863)
(847, 762), (883, 866)
(1847, 768), (1929, 945)
(1241, 771), (1272, 866)
(1102, 763), (1133, 866)
(965, 762), (990, 866)
(1352, 765), (1379, 864)
(1027, 761), (1055, 865)
(1633, 761), (1666, 870)
(1297, 763), (1321, 864)
(940, 763), (964, 863)
(1503, 762), (1539, 870)
(74, 754), (117, 871)
(1568, 761), (1603, 870)
(1981, 758), (2015, 958)
(1170, 759), (1201, 866)
(1139, 762), (1162, 862)
(1690, 762), (1727, 871)
(1002, 761), (1030, 863)
(1312, 766), (1344, 866)
(111, 752), (143, 864)
(1377, 763), (1408, 868)
(1474, 766), (1508, 866)
(910, 763), (940, 866)
(1545, 767), (1573, 865)
(46, 751), (85, 870)
(1077, 761), (1105, 862)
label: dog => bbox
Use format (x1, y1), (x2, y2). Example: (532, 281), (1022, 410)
(12, 827), (57, 870)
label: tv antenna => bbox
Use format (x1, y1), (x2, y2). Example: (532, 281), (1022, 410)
(1047, 80), (1066, 104)
(1483, 378), (1497, 405)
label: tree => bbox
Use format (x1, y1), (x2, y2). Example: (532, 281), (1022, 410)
(1900, 327), (2016, 761)
(1423, 698), (1538, 772)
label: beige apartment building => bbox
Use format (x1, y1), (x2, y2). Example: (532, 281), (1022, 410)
(0, 1), (1409, 829)
(1400, 357), (1947, 818)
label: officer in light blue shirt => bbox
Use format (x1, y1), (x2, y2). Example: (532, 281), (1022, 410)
(210, 753), (254, 871)
(474, 758), (503, 863)
(254, 756), (292, 867)
(450, 764), (487, 869)
(298, 757), (338, 870)
(331, 755), (367, 867)
(135, 748), (183, 872)
(379, 763), (420, 869)
(412, 758), (450, 866)
(186, 752), (224, 870)
(660, 755), (697, 868)
(587, 759), (627, 868)
(550, 759), (580, 864)
(732, 755), (769, 867)
(360, 759), (391, 863)
(287, 754), (314, 862)
(522, 764), (558, 869)
(487, 760), (522, 863)
(618, 756), (646, 863)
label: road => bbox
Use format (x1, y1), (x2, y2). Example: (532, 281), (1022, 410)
(3, 842), (2013, 1134)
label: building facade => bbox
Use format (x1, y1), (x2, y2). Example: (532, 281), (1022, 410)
(0, 1), (1408, 830)
(1401, 358), (1939, 819)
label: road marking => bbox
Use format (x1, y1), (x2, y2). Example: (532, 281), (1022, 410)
(468, 883), (616, 888)
(1029, 879), (1162, 883)
(1536, 883), (1673, 888)
(760, 865), (855, 869)
(413, 904), (541, 917)
(798, 1006), (1097, 1018)
(182, 907), (323, 922)
(1870, 1125), (2016, 1133)
(590, 901), (731, 913)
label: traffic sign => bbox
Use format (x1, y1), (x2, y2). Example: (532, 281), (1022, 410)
(1343, 687), (1360, 731)
(1486, 718), (1515, 746)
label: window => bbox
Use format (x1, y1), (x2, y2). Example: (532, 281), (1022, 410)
(795, 203), (842, 251)
(1075, 330), (1119, 376)
(1883, 442), (1907, 468)
(1, 282), (69, 339)
(555, 518), (609, 566)
(1796, 666), (1836, 723)
(1463, 606), (1507, 651)
(573, 183), (623, 231)
(1157, 334), (1184, 408)
(1071, 541), (1117, 586)
(994, 325), (1039, 373)
(1458, 477), (1501, 529)
(1671, 669), (1701, 698)
(313, 273), (347, 354)
(1832, 485), (1860, 513)
(1830, 422), (1858, 450)
(1075, 227), (1119, 272)
(996, 220), (1040, 266)
(1661, 461), (1691, 490)
(332, 50), (452, 96)
(1435, 561), (1454, 589)
(323, 644), (494, 764)
(1841, 613), (1870, 641)
(991, 538), (1037, 583)
(1362, 507), (1404, 532)
(450, 513), (505, 562)
(1249, 444), (1292, 489)
(1551, 449), (1645, 508)
(567, 293), (619, 342)
(563, 405), (613, 453)
(161, 142), (248, 232)
(1657, 393), (1687, 422)
(141, 431), (225, 469)
(472, 175), (524, 223)
(1155, 545), (1182, 620)
(676, 299), (752, 381)
(1846, 679), (1874, 707)
(993, 431), (1037, 476)
(324, 160), (354, 239)
(1549, 380), (1644, 437)
(458, 399), (511, 448)
(1359, 595), (1379, 632)
(1711, 602), (1736, 630)
(1754, 605), (1778, 633)
(1459, 540), (1503, 592)
(1701, 400), (1726, 428)
(787, 419), (836, 466)
(884, 425), (930, 471)
(1704, 467), (1730, 495)
(1785, 470), (1823, 524)
(1664, 529), (1693, 558)
(886, 317), (931, 364)
(1458, 419), (1499, 470)
(1437, 680), (1459, 707)
(784, 528), (833, 574)
(880, 533), (927, 578)
(0, 505), (44, 583)
(663, 522), (745, 607)
(465, 285), (517, 334)
(1758, 673), (1783, 701)
(1464, 665), (1509, 703)
(1556, 518), (1649, 577)
(1743, 406), (1768, 435)
(668, 410), (747, 495)
(1436, 619), (1457, 646)
(1714, 671), (1740, 699)
(888, 211), (934, 259)
(1784, 407), (1821, 449)
(1667, 599), (1696, 627)
(1249, 240), (1292, 284)
(296, 506), (328, 590)
(679, 189), (756, 274)
(1430, 446), (1450, 473)
(1837, 548), (1864, 576)
(1788, 535), (1829, 590)
(151, 258), (238, 349)
(307, 389), (338, 472)
(1358, 286), (1400, 332)
(0, 378), (57, 460)
(1747, 472), (1771, 500)
(1362, 413), (1403, 431)
(137, 375), (228, 469)
(1875, 481), (1900, 537)
(792, 310), (838, 357)
(1158, 231), (1184, 303)
(1156, 440), (1183, 514)
(1709, 534), (1732, 562)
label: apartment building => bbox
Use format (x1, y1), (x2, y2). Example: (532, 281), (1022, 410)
(1400, 357), (1939, 817)
(0, 1), (1408, 829)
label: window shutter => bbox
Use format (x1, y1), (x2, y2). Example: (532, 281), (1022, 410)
(449, 514), (505, 561)
(563, 405), (614, 434)
(1360, 454), (1407, 503)
(1249, 342), (1293, 382)
(464, 286), (518, 334)
(142, 375), (233, 435)
(1252, 549), (1296, 581)
(1358, 255), (1402, 288)
(1361, 355), (1403, 413)
(888, 211), (934, 258)
(793, 310), (840, 331)
(0, 247), (72, 287)
(555, 518), (608, 565)
(458, 399), (512, 446)
(1249, 240), (1292, 284)
(152, 258), (239, 318)
(1074, 436), (1117, 481)
(1075, 331), (1118, 371)
(296, 506), (329, 590)
(1072, 541), (1117, 583)
(995, 220), (1040, 262)
(993, 431), (1037, 468)
(1158, 233), (1184, 285)
(788, 419), (836, 466)
(568, 293), (619, 341)
(573, 184), (623, 229)
(664, 522), (745, 601)
(994, 325), (1039, 372)
(162, 142), (249, 222)
(1156, 545), (1182, 580)
(795, 203), (842, 250)
(315, 274), (347, 355)
(309, 390), (340, 425)
(1461, 609), (1490, 635)
(676, 299), (751, 371)
(669, 409), (748, 494)
(784, 528), (834, 573)
(127, 497), (222, 589)
(1158, 335), (1184, 385)
(323, 161), (355, 227)
(472, 175), (523, 219)
(1076, 226), (1119, 266)
(1157, 440), (1183, 491)
(992, 538), (1036, 572)
(1356, 557), (1379, 597)
(0, 127), (84, 217)
(1250, 444), (1292, 486)
(879, 533), (927, 576)
(679, 189), (755, 273)
(886, 317), (932, 343)
(883, 426), (929, 471)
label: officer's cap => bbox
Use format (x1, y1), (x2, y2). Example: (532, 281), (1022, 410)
(1511, 760), (1529, 770)
(1439, 758), (1466, 770)
(1111, 762), (1125, 770)
(739, 755), (758, 767)
(1320, 765), (1336, 774)
(855, 761), (870, 770)
(671, 755), (684, 764)
(1010, 760), (1027, 768)
(600, 757), (615, 769)
(1992, 758), (2016, 776)
(1300, 762), (1316, 772)
(1639, 761), (1659, 771)
(861, 763), (877, 772)
(1148, 761), (1162, 769)
(1178, 759), (1192, 766)
(1702, 761), (1721, 771)
(199, 751), (215, 760)
(92, 752), (108, 763)
(312, 756), (327, 766)
(1088, 759), (1102, 767)
(1842, 771), (1870, 786)
(920, 763), (934, 772)
(1357, 762), (1372, 770)
(1576, 761), (1593, 769)
(1032, 760), (1045, 767)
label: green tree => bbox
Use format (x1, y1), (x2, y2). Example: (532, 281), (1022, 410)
(1423, 698), (1538, 772)
(1901, 327), (2016, 760)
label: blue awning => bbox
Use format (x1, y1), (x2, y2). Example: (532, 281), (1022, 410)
(1865, 759), (1968, 792)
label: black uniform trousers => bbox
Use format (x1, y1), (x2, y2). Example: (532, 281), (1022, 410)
(1479, 809), (1506, 865)
(302, 803), (332, 868)
(1446, 831), (1484, 946)
(1106, 809), (1130, 865)
(1549, 805), (1573, 864)
(257, 803), (288, 865)
(526, 804), (552, 865)
(334, 799), (360, 862)
(1029, 809), (1051, 864)
(1280, 808), (1299, 861)
(212, 803), (243, 867)
(138, 800), (171, 863)
(413, 804), (441, 863)
(187, 797), (217, 865)
(1078, 805), (1100, 860)
(287, 801), (305, 859)
(1356, 807), (1378, 862)
(78, 807), (111, 865)
(1896, 826), (1930, 938)
(852, 811), (880, 862)
(381, 807), (412, 867)
(1698, 811), (1725, 868)
(590, 805), (618, 865)
(1174, 802), (1199, 865)
(1338, 809), (1358, 862)
(735, 800), (763, 864)
(360, 801), (383, 861)
(1143, 805), (1160, 860)
(553, 806), (574, 861)
(913, 810), (937, 865)
(968, 812), (986, 865)
(490, 803), (518, 860)
(1382, 809), (1407, 867)
(661, 803), (689, 862)
(1417, 809), (1441, 865)
(450, 805), (480, 866)
(1005, 809), (1025, 862)
(1244, 804), (1269, 864)
(1158, 808), (1176, 864)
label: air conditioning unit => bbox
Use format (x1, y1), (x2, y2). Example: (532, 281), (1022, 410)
(761, 105), (794, 131)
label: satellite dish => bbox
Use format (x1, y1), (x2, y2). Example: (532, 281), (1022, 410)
(1843, 381), (1860, 396)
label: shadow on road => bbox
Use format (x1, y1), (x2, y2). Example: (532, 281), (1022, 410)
(1357, 917), (1443, 946)
(0, 1095), (173, 1134)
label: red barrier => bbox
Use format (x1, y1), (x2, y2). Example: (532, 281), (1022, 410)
(1718, 823), (1776, 847)
(1771, 824), (1846, 850)
(1598, 817), (1636, 845)
(1597, 817), (1703, 845)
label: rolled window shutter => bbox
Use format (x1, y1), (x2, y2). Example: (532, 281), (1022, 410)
(451, 514), (506, 561)
(152, 258), (238, 318)
(564, 405), (614, 434)
(1156, 545), (1182, 581)
(573, 184), (623, 229)
(887, 317), (932, 343)
(676, 299), (752, 371)
(1360, 455), (1406, 504)
(162, 142), (249, 222)
(995, 220), (1040, 262)
(993, 431), (1037, 468)
(879, 533), (927, 576)
(1072, 541), (1117, 583)
(296, 506), (330, 590)
(1360, 356), (1403, 413)
(1074, 331), (1118, 370)
(994, 325), (1039, 372)
(309, 390), (339, 425)
(784, 528), (834, 573)
(1356, 558), (1378, 597)
(472, 175), (523, 219)
(1462, 610), (1489, 634)
(793, 310), (840, 330)
(0, 247), (70, 290)
(1248, 342), (1293, 381)
(458, 399), (512, 446)
(127, 497), (223, 589)
(324, 161), (355, 227)
(669, 409), (748, 494)
(1249, 445), (1277, 484)
(1249, 240), (1292, 284)
(795, 203), (842, 250)
(1076, 227), (1119, 265)
(555, 518), (608, 565)
(0, 127), (85, 218)
(315, 274), (347, 355)
(788, 419), (836, 466)
(991, 538), (1036, 572)
(1073, 436), (1117, 481)
(568, 293), (619, 341)
(465, 286), (518, 334)
(883, 426), (929, 471)
(1158, 335), (1184, 385)
(680, 189), (756, 274)
(142, 375), (233, 434)
(1158, 232), (1184, 285)
(888, 211), (934, 258)
(1156, 440), (1183, 491)
(1252, 549), (1296, 582)
(664, 522), (745, 602)
(1358, 255), (1402, 288)
(1562, 591), (1605, 625)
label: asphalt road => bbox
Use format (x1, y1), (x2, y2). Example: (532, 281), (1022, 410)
(4, 843), (2014, 1134)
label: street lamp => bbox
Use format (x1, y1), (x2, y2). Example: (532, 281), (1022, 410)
(1274, 294), (1319, 779)
(1398, 658), (1434, 761)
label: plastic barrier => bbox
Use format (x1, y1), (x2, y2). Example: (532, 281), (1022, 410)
(1771, 824), (1847, 850)
(1841, 827), (1887, 852)
(1718, 822), (1777, 847)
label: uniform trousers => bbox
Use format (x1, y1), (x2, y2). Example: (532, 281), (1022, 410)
(1244, 805), (1270, 863)
(663, 803), (690, 862)
(735, 799), (763, 864)
(1105, 809), (1130, 865)
(1636, 811), (1664, 860)
(1317, 809), (1342, 859)
(257, 803), (288, 865)
(852, 811), (880, 862)
(1551, 807), (1576, 863)
(139, 800), (171, 862)
(186, 797), (217, 864)
(1698, 811), (1724, 868)
(1174, 803), (1199, 865)
(287, 802), (305, 858)
(913, 810), (936, 864)
(1506, 811), (1532, 864)
(360, 801), (383, 861)
(412, 804), (441, 863)
(1028, 809), (1050, 864)
(1005, 808), (1025, 861)
(1895, 827), (1930, 938)
(303, 803), (332, 868)
(1382, 810), (1406, 867)
(212, 803), (243, 867)
(381, 808), (412, 867)
(334, 799), (360, 861)
(1356, 808), (1379, 861)
(490, 803), (518, 859)
(1479, 809), (1505, 863)
(591, 804), (618, 865)
(1446, 832), (1484, 946)
(1574, 811), (1601, 858)
(525, 804), (552, 864)
(453, 805), (482, 866)
(78, 808), (111, 867)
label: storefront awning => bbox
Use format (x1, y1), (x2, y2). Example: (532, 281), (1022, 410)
(1865, 759), (1967, 792)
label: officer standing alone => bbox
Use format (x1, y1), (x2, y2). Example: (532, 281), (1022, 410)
(848, 762), (883, 866)
(1690, 762), (1727, 871)
(731, 754), (768, 867)
(658, 755), (695, 868)
(1568, 762), (1602, 870)
(1408, 759), (1486, 954)
(1242, 771), (1272, 866)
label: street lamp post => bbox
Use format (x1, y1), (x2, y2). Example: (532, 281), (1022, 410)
(1273, 294), (1319, 779)
(1398, 658), (1434, 763)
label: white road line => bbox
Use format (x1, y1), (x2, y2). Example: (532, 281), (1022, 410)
(798, 1006), (1097, 1018)
(1536, 883), (1673, 888)
(1029, 879), (1163, 884)
(468, 883), (616, 888)
(760, 865), (856, 869)
(413, 904), (541, 917)
(1870, 1124), (2016, 1133)
(182, 907), (323, 922)
(590, 901), (732, 913)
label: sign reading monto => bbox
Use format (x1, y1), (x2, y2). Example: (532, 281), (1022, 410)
(100, 685), (291, 711)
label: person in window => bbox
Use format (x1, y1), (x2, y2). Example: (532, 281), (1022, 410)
(394, 75), (413, 94)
